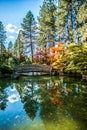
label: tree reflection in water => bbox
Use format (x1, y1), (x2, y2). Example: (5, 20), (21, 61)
(15, 79), (39, 120)
(0, 80), (8, 110)
(0, 90), (7, 110)
(36, 76), (87, 130)
(0, 76), (87, 130)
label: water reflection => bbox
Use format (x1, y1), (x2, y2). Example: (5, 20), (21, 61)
(0, 80), (9, 110)
(0, 76), (87, 130)
(0, 89), (8, 110)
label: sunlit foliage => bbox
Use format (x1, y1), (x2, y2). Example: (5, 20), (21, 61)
(48, 42), (67, 74)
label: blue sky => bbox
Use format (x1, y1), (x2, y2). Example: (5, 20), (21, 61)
(0, 0), (43, 44)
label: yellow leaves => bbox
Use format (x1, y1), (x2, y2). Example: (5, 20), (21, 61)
(50, 97), (60, 104)
(50, 42), (66, 55)
(50, 46), (56, 51)
(48, 82), (64, 108)
(50, 91), (63, 108)
(33, 42), (67, 72)
(48, 42), (67, 72)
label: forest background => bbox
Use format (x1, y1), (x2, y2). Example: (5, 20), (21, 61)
(0, 0), (87, 77)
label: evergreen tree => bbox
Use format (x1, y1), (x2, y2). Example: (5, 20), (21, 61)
(21, 11), (36, 62)
(56, 0), (75, 43)
(77, 0), (87, 42)
(13, 30), (24, 62)
(72, 0), (83, 43)
(56, 0), (83, 43)
(0, 21), (6, 55)
(37, 0), (56, 48)
(55, 0), (68, 42)
(8, 41), (13, 51)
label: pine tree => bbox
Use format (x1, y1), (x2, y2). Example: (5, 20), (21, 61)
(72, 0), (83, 43)
(56, 0), (83, 43)
(0, 21), (6, 55)
(13, 31), (24, 62)
(8, 41), (13, 51)
(55, 0), (68, 42)
(37, 0), (56, 48)
(21, 11), (36, 62)
(77, 0), (87, 42)
(56, 0), (75, 43)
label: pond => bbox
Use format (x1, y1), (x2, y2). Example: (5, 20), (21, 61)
(0, 76), (87, 130)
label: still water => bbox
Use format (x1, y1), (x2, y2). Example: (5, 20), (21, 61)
(0, 76), (87, 130)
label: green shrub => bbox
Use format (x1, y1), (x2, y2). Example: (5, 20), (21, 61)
(0, 65), (13, 74)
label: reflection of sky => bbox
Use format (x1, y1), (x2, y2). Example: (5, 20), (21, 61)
(0, 84), (43, 130)
(7, 94), (19, 103)
(22, 83), (40, 103)
(0, 77), (86, 130)
(0, 85), (25, 128)
(6, 85), (20, 103)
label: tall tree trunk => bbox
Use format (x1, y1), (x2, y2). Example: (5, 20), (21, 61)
(30, 30), (33, 62)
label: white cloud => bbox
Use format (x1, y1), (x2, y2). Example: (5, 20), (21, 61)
(8, 35), (15, 39)
(8, 94), (19, 103)
(6, 24), (19, 34)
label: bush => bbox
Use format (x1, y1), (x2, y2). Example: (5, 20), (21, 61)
(0, 65), (13, 74)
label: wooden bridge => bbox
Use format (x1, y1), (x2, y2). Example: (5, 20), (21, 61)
(12, 64), (52, 78)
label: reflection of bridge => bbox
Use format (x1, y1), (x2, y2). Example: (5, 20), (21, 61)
(13, 64), (52, 79)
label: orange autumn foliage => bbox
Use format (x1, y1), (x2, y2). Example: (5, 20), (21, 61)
(48, 42), (67, 73)
(48, 80), (71, 109)
(48, 82), (64, 108)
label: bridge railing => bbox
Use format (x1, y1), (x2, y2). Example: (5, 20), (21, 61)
(15, 64), (52, 73)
